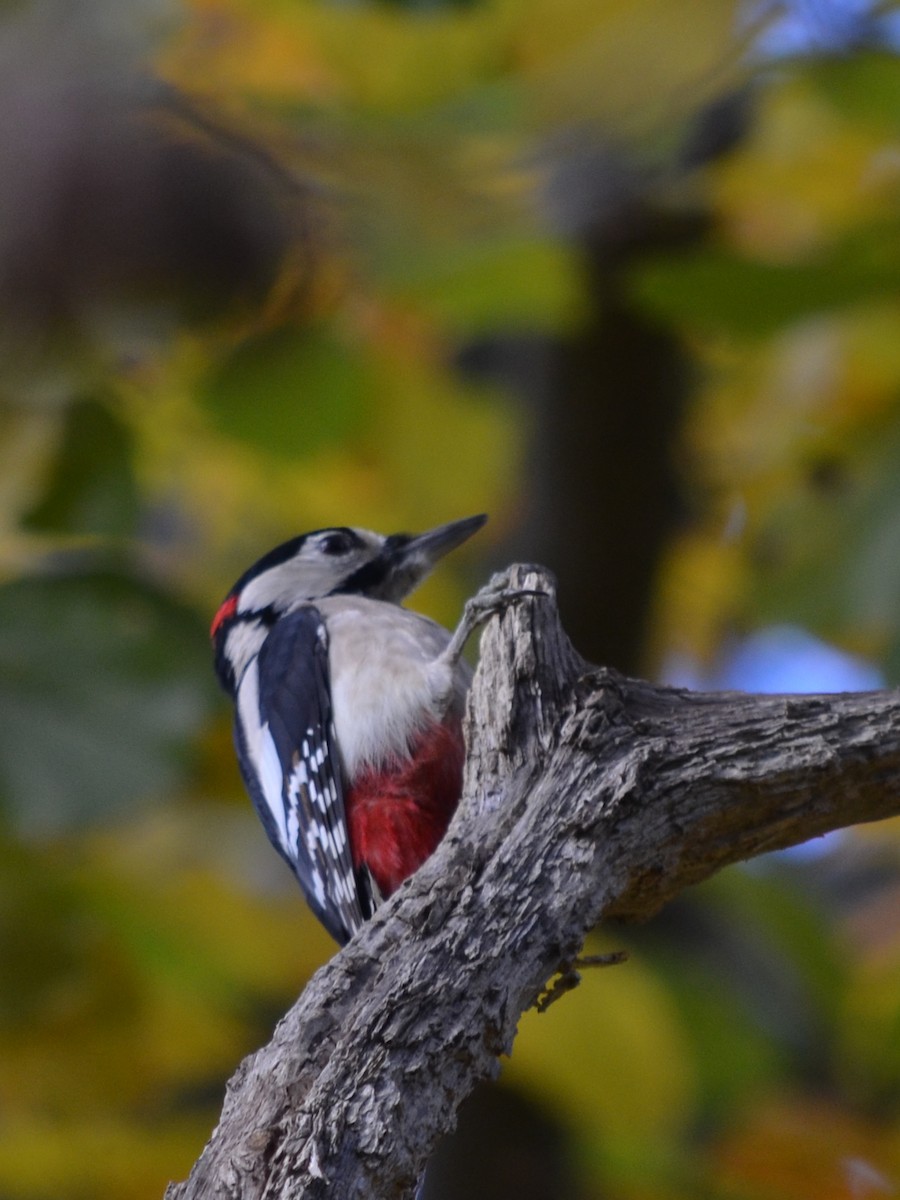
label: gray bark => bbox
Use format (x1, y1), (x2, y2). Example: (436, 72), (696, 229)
(166, 565), (900, 1200)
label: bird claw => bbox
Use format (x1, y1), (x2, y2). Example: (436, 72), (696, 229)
(460, 582), (542, 630)
(443, 573), (546, 665)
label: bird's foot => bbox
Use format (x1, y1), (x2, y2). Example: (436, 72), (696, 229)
(442, 571), (546, 667)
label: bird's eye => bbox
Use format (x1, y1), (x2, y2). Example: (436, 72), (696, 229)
(319, 532), (354, 556)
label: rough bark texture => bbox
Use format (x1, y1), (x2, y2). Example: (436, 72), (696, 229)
(166, 566), (900, 1200)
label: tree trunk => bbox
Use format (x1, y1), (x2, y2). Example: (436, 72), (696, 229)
(166, 565), (900, 1200)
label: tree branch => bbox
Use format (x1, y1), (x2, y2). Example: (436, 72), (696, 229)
(166, 566), (900, 1200)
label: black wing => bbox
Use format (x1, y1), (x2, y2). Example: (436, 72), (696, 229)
(233, 606), (369, 944)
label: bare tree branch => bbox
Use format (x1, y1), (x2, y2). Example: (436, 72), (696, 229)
(166, 565), (900, 1200)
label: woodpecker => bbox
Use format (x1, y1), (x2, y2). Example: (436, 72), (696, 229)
(211, 513), (489, 945)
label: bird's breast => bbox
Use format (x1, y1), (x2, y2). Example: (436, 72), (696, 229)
(345, 715), (466, 898)
(316, 596), (471, 780)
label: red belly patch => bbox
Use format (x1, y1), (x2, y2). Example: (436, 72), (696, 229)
(346, 717), (465, 899)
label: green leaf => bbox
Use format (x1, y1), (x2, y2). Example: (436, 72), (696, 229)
(0, 573), (216, 835)
(743, 417), (900, 674)
(808, 54), (900, 131)
(23, 397), (139, 538)
(387, 234), (583, 333)
(632, 228), (900, 339)
(200, 326), (371, 457)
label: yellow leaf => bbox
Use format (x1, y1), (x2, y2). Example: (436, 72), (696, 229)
(505, 950), (695, 1138)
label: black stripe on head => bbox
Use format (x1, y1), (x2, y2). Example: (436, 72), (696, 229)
(229, 534), (309, 597)
(331, 533), (409, 597)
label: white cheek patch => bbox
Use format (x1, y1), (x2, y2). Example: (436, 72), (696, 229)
(237, 530), (386, 620)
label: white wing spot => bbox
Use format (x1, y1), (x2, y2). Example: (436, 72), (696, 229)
(236, 663), (290, 852)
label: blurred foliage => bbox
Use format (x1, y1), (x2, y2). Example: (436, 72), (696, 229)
(1, 0), (900, 1198)
(0, 571), (214, 835)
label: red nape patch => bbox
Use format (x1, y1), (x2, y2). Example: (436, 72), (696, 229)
(346, 718), (466, 900)
(210, 594), (238, 639)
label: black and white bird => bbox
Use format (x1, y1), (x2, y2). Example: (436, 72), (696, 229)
(210, 514), (488, 945)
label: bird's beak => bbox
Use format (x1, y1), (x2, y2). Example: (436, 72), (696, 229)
(378, 514), (488, 601)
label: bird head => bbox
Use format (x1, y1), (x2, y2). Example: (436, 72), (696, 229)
(211, 513), (487, 692)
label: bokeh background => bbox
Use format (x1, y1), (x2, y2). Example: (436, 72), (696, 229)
(2, 0), (900, 1196)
